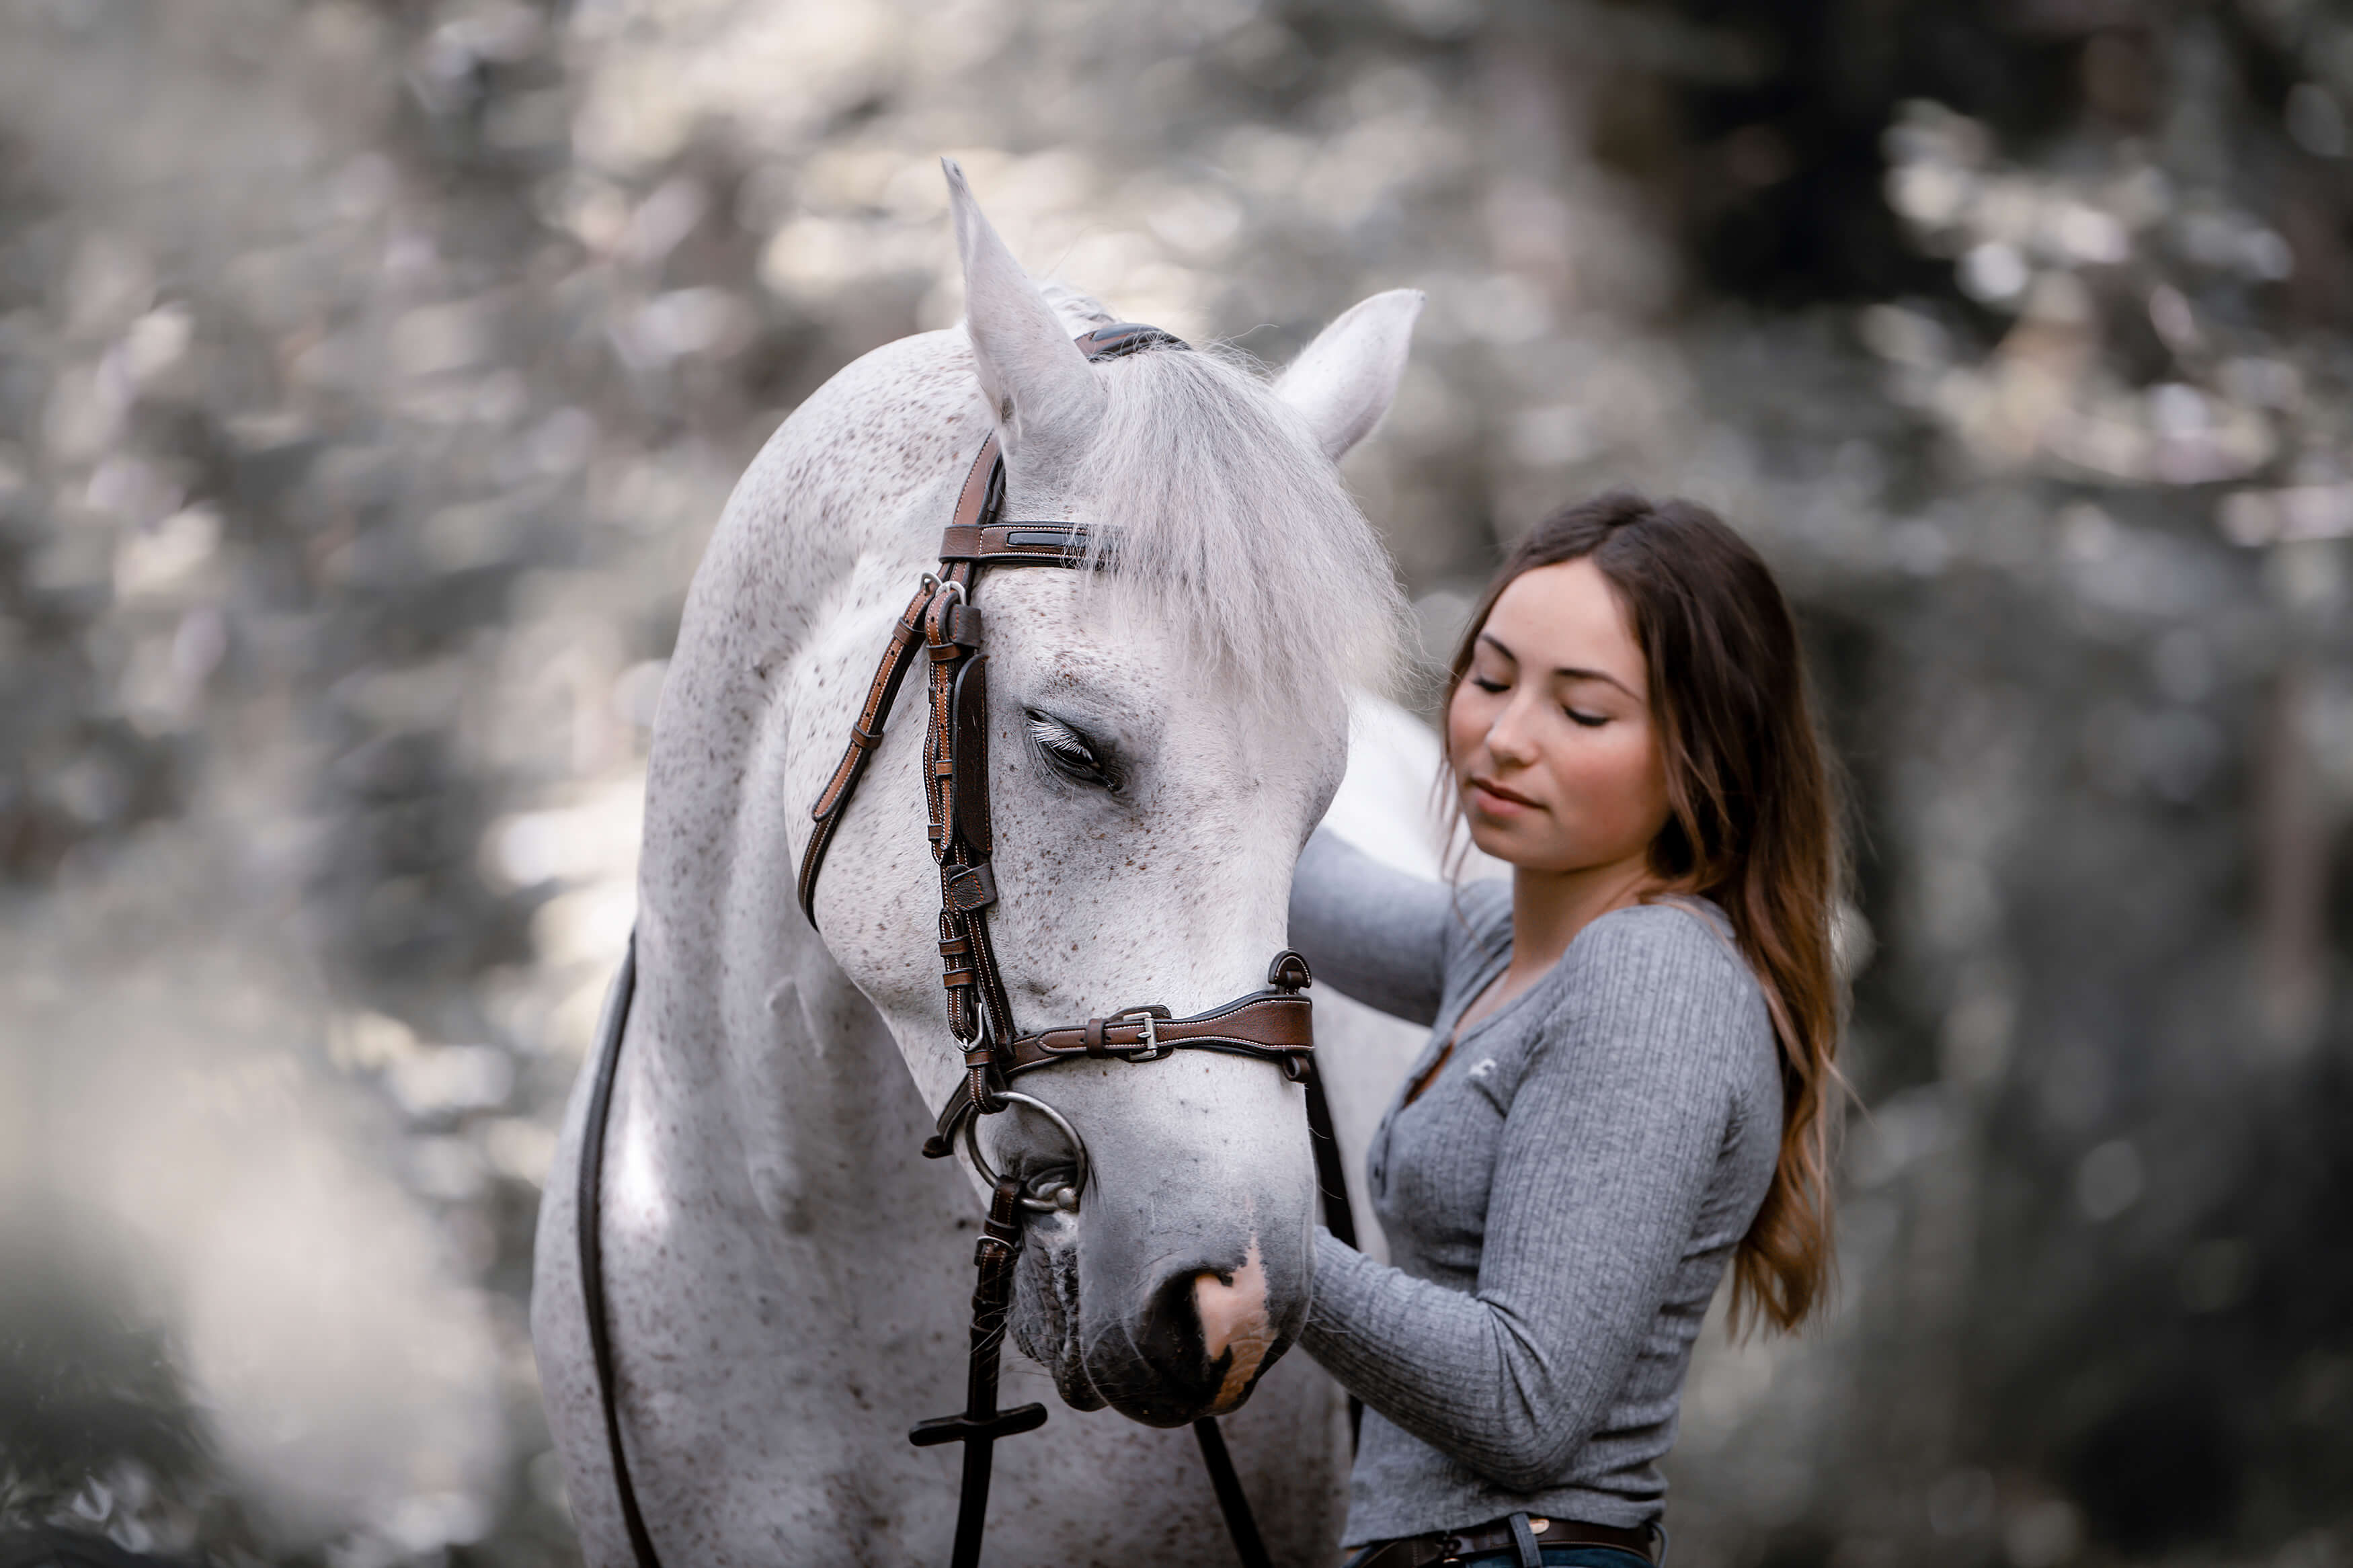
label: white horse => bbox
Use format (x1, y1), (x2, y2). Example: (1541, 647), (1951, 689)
(532, 162), (1428, 1566)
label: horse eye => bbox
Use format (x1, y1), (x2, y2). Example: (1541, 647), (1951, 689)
(1025, 712), (1119, 792)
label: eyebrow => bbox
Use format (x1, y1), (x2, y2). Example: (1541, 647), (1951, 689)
(1478, 632), (1640, 697)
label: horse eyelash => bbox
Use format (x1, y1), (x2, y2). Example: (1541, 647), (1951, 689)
(1026, 712), (1117, 787)
(1027, 713), (1090, 760)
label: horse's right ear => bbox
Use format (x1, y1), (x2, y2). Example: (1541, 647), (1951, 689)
(944, 158), (1106, 474)
(1274, 289), (1424, 462)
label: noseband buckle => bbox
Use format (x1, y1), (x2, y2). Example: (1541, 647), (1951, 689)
(1112, 1004), (1173, 1062)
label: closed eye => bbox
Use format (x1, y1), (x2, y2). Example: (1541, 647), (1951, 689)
(1026, 710), (1121, 792)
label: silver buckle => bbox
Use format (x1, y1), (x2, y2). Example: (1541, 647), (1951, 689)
(1115, 1007), (1167, 1063)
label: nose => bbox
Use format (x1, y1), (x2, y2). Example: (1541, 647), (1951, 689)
(1193, 1243), (1275, 1411)
(1485, 694), (1542, 766)
(1121, 1247), (1281, 1423)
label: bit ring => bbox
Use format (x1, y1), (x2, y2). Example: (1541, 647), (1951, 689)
(962, 1090), (1088, 1213)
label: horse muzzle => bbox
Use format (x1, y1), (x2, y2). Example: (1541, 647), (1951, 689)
(1067, 1204), (1312, 1428)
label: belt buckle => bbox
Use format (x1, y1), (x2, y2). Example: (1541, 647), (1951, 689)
(1112, 1005), (1172, 1062)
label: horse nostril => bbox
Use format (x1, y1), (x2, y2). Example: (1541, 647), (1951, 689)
(1191, 1242), (1274, 1411)
(1098, 1243), (1292, 1426)
(1192, 1242), (1268, 1361)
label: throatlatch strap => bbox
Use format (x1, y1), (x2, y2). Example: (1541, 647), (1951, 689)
(798, 577), (936, 930)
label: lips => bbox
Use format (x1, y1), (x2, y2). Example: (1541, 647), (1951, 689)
(1469, 776), (1540, 811)
(1014, 1227), (1107, 1411)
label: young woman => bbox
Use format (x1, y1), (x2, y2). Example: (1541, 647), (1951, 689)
(1291, 491), (1844, 1568)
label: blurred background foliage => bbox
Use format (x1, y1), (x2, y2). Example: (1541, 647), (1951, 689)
(0, 0), (2348, 1564)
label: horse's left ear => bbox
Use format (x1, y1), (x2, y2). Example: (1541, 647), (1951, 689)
(944, 157), (1107, 474)
(1274, 289), (1425, 462)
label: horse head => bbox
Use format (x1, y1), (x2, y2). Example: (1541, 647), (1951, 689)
(772, 165), (1420, 1428)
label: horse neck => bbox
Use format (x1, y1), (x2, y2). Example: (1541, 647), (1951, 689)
(623, 331), (996, 1216)
(622, 908), (934, 1240)
(626, 606), (932, 1222)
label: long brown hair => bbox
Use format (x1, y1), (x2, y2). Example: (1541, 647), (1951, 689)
(1442, 490), (1846, 1334)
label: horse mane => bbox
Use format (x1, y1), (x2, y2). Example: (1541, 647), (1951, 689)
(1055, 319), (1408, 728)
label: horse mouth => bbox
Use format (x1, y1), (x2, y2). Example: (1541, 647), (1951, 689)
(1011, 1221), (1306, 1423)
(1078, 1329), (1294, 1428)
(1014, 1231), (1105, 1411)
(1076, 1253), (1297, 1428)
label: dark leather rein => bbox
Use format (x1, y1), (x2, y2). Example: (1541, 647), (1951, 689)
(576, 325), (1359, 1568)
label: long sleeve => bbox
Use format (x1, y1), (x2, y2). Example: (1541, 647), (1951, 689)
(1286, 827), (1460, 1026)
(1298, 905), (1773, 1495)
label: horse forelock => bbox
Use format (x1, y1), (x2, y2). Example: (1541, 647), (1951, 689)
(1065, 341), (1407, 733)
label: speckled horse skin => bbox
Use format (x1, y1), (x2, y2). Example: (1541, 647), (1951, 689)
(530, 163), (1425, 1566)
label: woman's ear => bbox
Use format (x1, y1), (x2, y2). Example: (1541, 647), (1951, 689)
(1274, 289), (1424, 462)
(943, 158), (1106, 477)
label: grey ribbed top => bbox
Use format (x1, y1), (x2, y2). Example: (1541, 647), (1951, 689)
(1289, 830), (1782, 1546)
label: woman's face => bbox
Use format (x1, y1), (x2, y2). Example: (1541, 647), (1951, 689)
(1445, 557), (1672, 879)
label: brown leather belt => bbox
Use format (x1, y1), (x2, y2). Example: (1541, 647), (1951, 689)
(1350, 1514), (1661, 1567)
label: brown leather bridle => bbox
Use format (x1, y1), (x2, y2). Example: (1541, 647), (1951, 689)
(576, 324), (1357, 1568)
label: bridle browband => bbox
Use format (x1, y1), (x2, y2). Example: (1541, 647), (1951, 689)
(577, 323), (1358, 1568)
